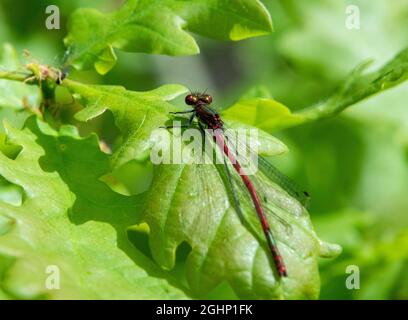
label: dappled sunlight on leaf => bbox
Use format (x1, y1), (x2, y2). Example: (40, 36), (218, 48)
(0, 117), (189, 299)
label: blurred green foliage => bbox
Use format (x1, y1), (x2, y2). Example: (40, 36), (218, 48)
(0, 0), (407, 299)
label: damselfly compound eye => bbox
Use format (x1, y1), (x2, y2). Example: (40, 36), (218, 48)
(185, 94), (198, 105)
(201, 94), (212, 104)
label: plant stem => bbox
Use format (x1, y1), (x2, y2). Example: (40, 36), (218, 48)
(0, 70), (31, 82)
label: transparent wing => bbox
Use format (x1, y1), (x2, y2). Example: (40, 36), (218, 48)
(221, 153), (294, 237)
(222, 123), (310, 207)
(225, 160), (306, 237)
(198, 127), (306, 237)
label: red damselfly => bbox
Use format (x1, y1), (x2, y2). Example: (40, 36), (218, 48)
(165, 92), (310, 278)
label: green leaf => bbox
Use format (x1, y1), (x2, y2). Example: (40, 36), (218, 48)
(64, 0), (272, 74)
(0, 117), (188, 299)
(65, 80), (188, 169)
(222, 98), (306, 132)
(0, 213), (16, 236)
(0, 177), (23, 207)
(171, 0), (273, 41)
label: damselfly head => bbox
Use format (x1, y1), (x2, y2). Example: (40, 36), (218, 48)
(185, 93), (213, 105)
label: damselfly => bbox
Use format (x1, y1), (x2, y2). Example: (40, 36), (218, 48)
(165, 92), (310, 278)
